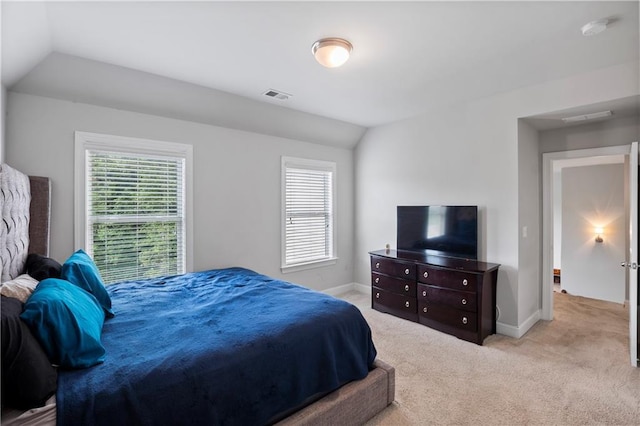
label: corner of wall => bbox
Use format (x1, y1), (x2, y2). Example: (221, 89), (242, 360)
(497, 308), (541, 339)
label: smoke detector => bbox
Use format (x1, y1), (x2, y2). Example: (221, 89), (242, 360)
(581, 19), (608, 36)
(263, 89), (292, 101)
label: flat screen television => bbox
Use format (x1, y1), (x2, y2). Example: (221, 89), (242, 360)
(397, 206), (478, 260)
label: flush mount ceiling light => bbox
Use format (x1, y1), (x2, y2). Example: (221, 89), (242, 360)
(311, 38), (353, 68)
(581, 19), (609, 36)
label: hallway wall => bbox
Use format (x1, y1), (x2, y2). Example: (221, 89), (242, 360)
(561, 163), (625, 303)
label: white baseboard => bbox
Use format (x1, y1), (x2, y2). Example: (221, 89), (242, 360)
(353, 282), (370, 295)
(322, 283), (356, 296)
(322, 282), (371, 296)
(497, 309), (541, 339)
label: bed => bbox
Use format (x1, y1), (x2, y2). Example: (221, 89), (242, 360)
(0, 164), (395, 425)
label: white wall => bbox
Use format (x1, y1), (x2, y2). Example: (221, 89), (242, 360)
(517, 120), (540, 325)
(355, 61), (639, 333)
(553, 170), (562, 270)
(356, 99), (520, 328)
(561, 164), (625, 303)
(5, 91), (355, 291)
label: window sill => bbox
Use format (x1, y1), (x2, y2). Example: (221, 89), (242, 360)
(281, 258), (338, 274)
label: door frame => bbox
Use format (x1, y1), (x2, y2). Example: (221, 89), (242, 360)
(541, 144), (631, 321)
(628, 141), (638, 367)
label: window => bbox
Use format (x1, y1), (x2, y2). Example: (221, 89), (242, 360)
(281, 157), (336, 272)
(75, 132), (192, 284)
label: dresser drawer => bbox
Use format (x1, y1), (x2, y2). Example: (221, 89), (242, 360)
(418, 302), (477, 332)
(372, 273), (416, 297)
(417, 284), (476, 312)
(371, 256), (416, 280)
(372, 287), (417, 322)
(418, 265), (477, 292)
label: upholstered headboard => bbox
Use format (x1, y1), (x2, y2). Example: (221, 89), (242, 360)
(27, 176), (52, 257)
(0, 163), (51, 282)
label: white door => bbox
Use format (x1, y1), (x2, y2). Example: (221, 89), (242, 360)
(627, 141), (638, 367)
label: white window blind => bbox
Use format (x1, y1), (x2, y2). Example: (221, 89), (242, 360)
(282, 158), (336, 270)
(86, 150), (186, 284)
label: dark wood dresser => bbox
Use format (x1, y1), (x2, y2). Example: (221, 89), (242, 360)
(370, 249), (500, 345)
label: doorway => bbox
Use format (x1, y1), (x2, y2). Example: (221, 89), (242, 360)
(551, 155), (626, 302)
(542, 145), (629, 317)
(542, 144), (638, 366)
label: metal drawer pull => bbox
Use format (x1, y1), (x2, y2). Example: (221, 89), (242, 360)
(423, 271), (429, 278)
(375, 262), (380, 269)
(405, 301), (410, 308)
(422, 290), (427, 297)
(376, 292), (380, 299)
(404, 284), (410, 291)
(462, 317), (468, 325)
(461, 298), (467, 305)
(375, 277), (380, 284)
(404, 268), (410, 275)
(423, 307), (428, 313)
(462, 279), (468, 286)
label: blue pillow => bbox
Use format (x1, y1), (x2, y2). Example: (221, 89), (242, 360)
(20, 278), (106, 369)
(61, 249), (114, 318)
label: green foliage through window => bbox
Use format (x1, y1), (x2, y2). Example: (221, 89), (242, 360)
(88, 151), (185, 284)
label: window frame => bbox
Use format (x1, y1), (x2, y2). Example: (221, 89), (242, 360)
(281, 156), (337, 273)
(74, 131), (193, 280)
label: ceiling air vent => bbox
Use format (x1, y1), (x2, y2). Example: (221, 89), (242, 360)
(263, 89), (292, 101)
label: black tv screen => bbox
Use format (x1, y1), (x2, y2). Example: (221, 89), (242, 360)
(397, 206), (478, 259)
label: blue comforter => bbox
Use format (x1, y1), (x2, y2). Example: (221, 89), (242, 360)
(56, 268), (377, 425)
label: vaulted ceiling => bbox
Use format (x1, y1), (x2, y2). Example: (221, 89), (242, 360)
(2, 1), (639, 132)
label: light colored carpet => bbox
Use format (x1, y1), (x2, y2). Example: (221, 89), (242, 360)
(338, 291), (640, 425)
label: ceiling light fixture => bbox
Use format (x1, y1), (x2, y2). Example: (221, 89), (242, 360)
(311, 38), (353, 68)
(561, 110), (613, 123)
(581, 19), (608, 36)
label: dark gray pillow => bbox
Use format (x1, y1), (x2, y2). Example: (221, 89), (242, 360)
(1, 295), (57, 409)
(25, 253), (62, 281)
